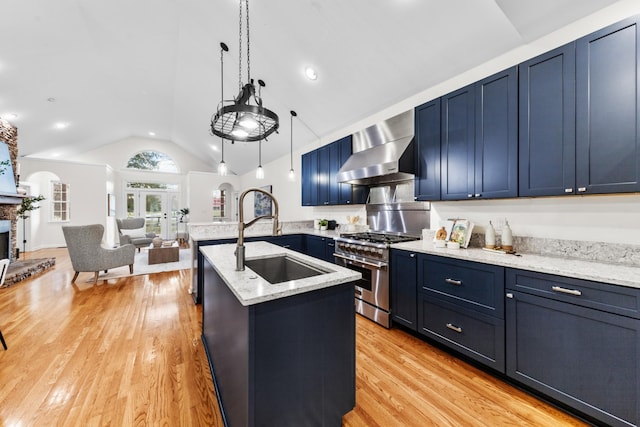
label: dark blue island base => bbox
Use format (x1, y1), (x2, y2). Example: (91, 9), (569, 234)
(202, 261), (356, 427)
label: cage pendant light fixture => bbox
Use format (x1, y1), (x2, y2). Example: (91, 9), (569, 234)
(210, 0), (279, 143)
(288, 110), (297, 181)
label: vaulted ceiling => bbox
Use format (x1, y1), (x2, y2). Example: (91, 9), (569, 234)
(0, 0), (626, 175)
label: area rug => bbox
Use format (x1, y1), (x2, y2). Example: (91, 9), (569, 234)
(85, 248), (191, 282)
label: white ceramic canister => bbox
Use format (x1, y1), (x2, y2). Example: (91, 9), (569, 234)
(485, 221), (496, 249)
(502, 219), (513, 251)
(313, 219), (320, 230)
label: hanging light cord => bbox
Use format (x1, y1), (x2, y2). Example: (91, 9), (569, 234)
(290, 110), (297, 170)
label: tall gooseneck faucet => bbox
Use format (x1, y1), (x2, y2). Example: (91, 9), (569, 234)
(236, 187), (281, 271)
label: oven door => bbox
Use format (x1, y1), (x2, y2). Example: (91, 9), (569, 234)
(334, 253), (389, 312)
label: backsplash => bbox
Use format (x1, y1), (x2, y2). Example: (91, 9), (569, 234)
(424, 229), (640, 267)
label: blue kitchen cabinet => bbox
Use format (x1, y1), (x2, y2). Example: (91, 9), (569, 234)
(302, 136), (367, 206)
(305, 235), (335, 263)
(519, 43), (576, 197)
(441, 84), (475, 200)
(441, 67), (518, 200)
(264, 234), (304, 253)
(414, 99), (441, 201)
(390, 249), (418, 330)
(506, 269), (640, 427)
(301, 150), (318, 206)
(576, 15), (640, 194)
(317, 145), (331, 205)
(473, 67), (518, 199)
(417, 254), (505, 372)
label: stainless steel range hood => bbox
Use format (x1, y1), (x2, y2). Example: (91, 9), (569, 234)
(337, 110), (415, 185)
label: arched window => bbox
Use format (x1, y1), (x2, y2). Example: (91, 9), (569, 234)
(126, 151), (179, 173)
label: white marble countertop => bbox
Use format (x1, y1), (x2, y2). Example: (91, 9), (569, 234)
(190, 224), (341, 242)
(200, 241), (361, 306)
(392, 240), (640, 289)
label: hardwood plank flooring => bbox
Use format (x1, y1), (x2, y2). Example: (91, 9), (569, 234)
(0, 248), (586, 426)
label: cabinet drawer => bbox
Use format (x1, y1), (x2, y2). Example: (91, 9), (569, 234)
(418, 294), (505, 373)
(419, 255), (504, 318)
(507, 269), (640, 319)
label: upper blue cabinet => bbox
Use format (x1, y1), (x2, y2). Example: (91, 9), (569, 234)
(441, 67), (518, 200)
(301, 136), (368, 206)
(414, 99), (442, 201)
(519, 43), (576, 197)
(576, 16), (640, 194)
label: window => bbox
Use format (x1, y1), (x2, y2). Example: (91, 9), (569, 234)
(213, 190), (225, 219)
(51, 181), (70, 222)
(126, 151), (179, 173)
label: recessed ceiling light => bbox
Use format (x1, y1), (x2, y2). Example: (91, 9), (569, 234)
(47, 97), (56, 102)
(51, 152), (61, 158)
(211, 145), (219, 152)
(148, 131), (156, 136)
(54, 122), (69, 130)
(305, 67), (318, 81)
(2, 113), (18, 120)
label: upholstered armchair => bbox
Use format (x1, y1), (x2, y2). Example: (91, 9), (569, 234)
(62, 224), (135, 284)
(116, 218), (156, 251)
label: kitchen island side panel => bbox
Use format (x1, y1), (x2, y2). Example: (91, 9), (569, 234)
(202, 258), (356, 426)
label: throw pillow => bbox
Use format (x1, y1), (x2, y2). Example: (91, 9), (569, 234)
(126, 227), (147, 238)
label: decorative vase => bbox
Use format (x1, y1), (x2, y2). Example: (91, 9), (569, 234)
(485, 221), (496, 249)
(501, 220), (513, 251)
(152, 237), (163, 248)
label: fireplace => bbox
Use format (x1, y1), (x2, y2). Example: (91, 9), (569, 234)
(0, 220), (10, 260)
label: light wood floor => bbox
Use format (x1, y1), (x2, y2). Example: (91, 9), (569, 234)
(0, 248), (586, 426)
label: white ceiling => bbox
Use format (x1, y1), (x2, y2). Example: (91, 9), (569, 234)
(0, 0), (623, 175)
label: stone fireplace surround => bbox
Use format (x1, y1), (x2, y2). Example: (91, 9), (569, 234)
(0, 118), (20, 263)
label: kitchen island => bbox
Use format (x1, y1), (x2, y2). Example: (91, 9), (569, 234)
(200, 241), (361, 427)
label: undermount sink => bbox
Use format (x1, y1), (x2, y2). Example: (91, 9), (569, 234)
(245, 254), (332, 284)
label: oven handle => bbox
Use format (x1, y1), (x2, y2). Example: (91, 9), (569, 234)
(333, 253), (388, 269)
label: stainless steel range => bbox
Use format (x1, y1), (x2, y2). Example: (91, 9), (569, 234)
(334, 202), (429, 328)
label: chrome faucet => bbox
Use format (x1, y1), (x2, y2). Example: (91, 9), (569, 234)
(236, 187), (281, 271)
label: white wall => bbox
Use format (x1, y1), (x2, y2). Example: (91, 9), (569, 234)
(20, 158), (108, 250)
(71, 136), (214, 173)
(187, 171), (241, 223)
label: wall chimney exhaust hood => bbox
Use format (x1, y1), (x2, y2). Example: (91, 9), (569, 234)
(337, 110), (415, 185)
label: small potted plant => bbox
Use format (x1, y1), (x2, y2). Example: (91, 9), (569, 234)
(319, 219), (328, 231)
(179, 208), (190, 223)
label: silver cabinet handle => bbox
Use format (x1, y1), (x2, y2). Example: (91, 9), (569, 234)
(577, 187), (586, 192)
(446, 323), (462, 333)
(445, 278), (462, 286)
(474, 193), (481, 197)
(564, 188), (573, 193)
(467, 194), (474, 198)
(409, 253), (416, 258)
(551, 286), (582, 296)
(506, 292), (514, 299)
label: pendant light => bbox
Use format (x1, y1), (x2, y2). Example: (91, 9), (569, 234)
(217, 138), (227, 176)
(256, 140), (264, 179)
(210, 0), (279, 143)
(216, 42), (228, 176)
(288, 110), (297, 181)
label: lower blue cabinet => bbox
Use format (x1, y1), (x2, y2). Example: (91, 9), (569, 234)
(506, 269), (640, 427)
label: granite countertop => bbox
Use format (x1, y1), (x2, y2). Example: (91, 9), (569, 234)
(189, 221), (342, 242)
(392, 240), (640, 289)
(200, 241), (361, 306)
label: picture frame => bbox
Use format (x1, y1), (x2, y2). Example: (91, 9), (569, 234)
(254, 185), (272, 217)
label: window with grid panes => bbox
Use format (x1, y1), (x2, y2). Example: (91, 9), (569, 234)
(51, 181), (70, 221)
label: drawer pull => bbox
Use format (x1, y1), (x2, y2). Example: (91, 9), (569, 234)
(446, 323), (463, 333)
(445, 278), (463, 286)
(551, 286), (582, 296)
